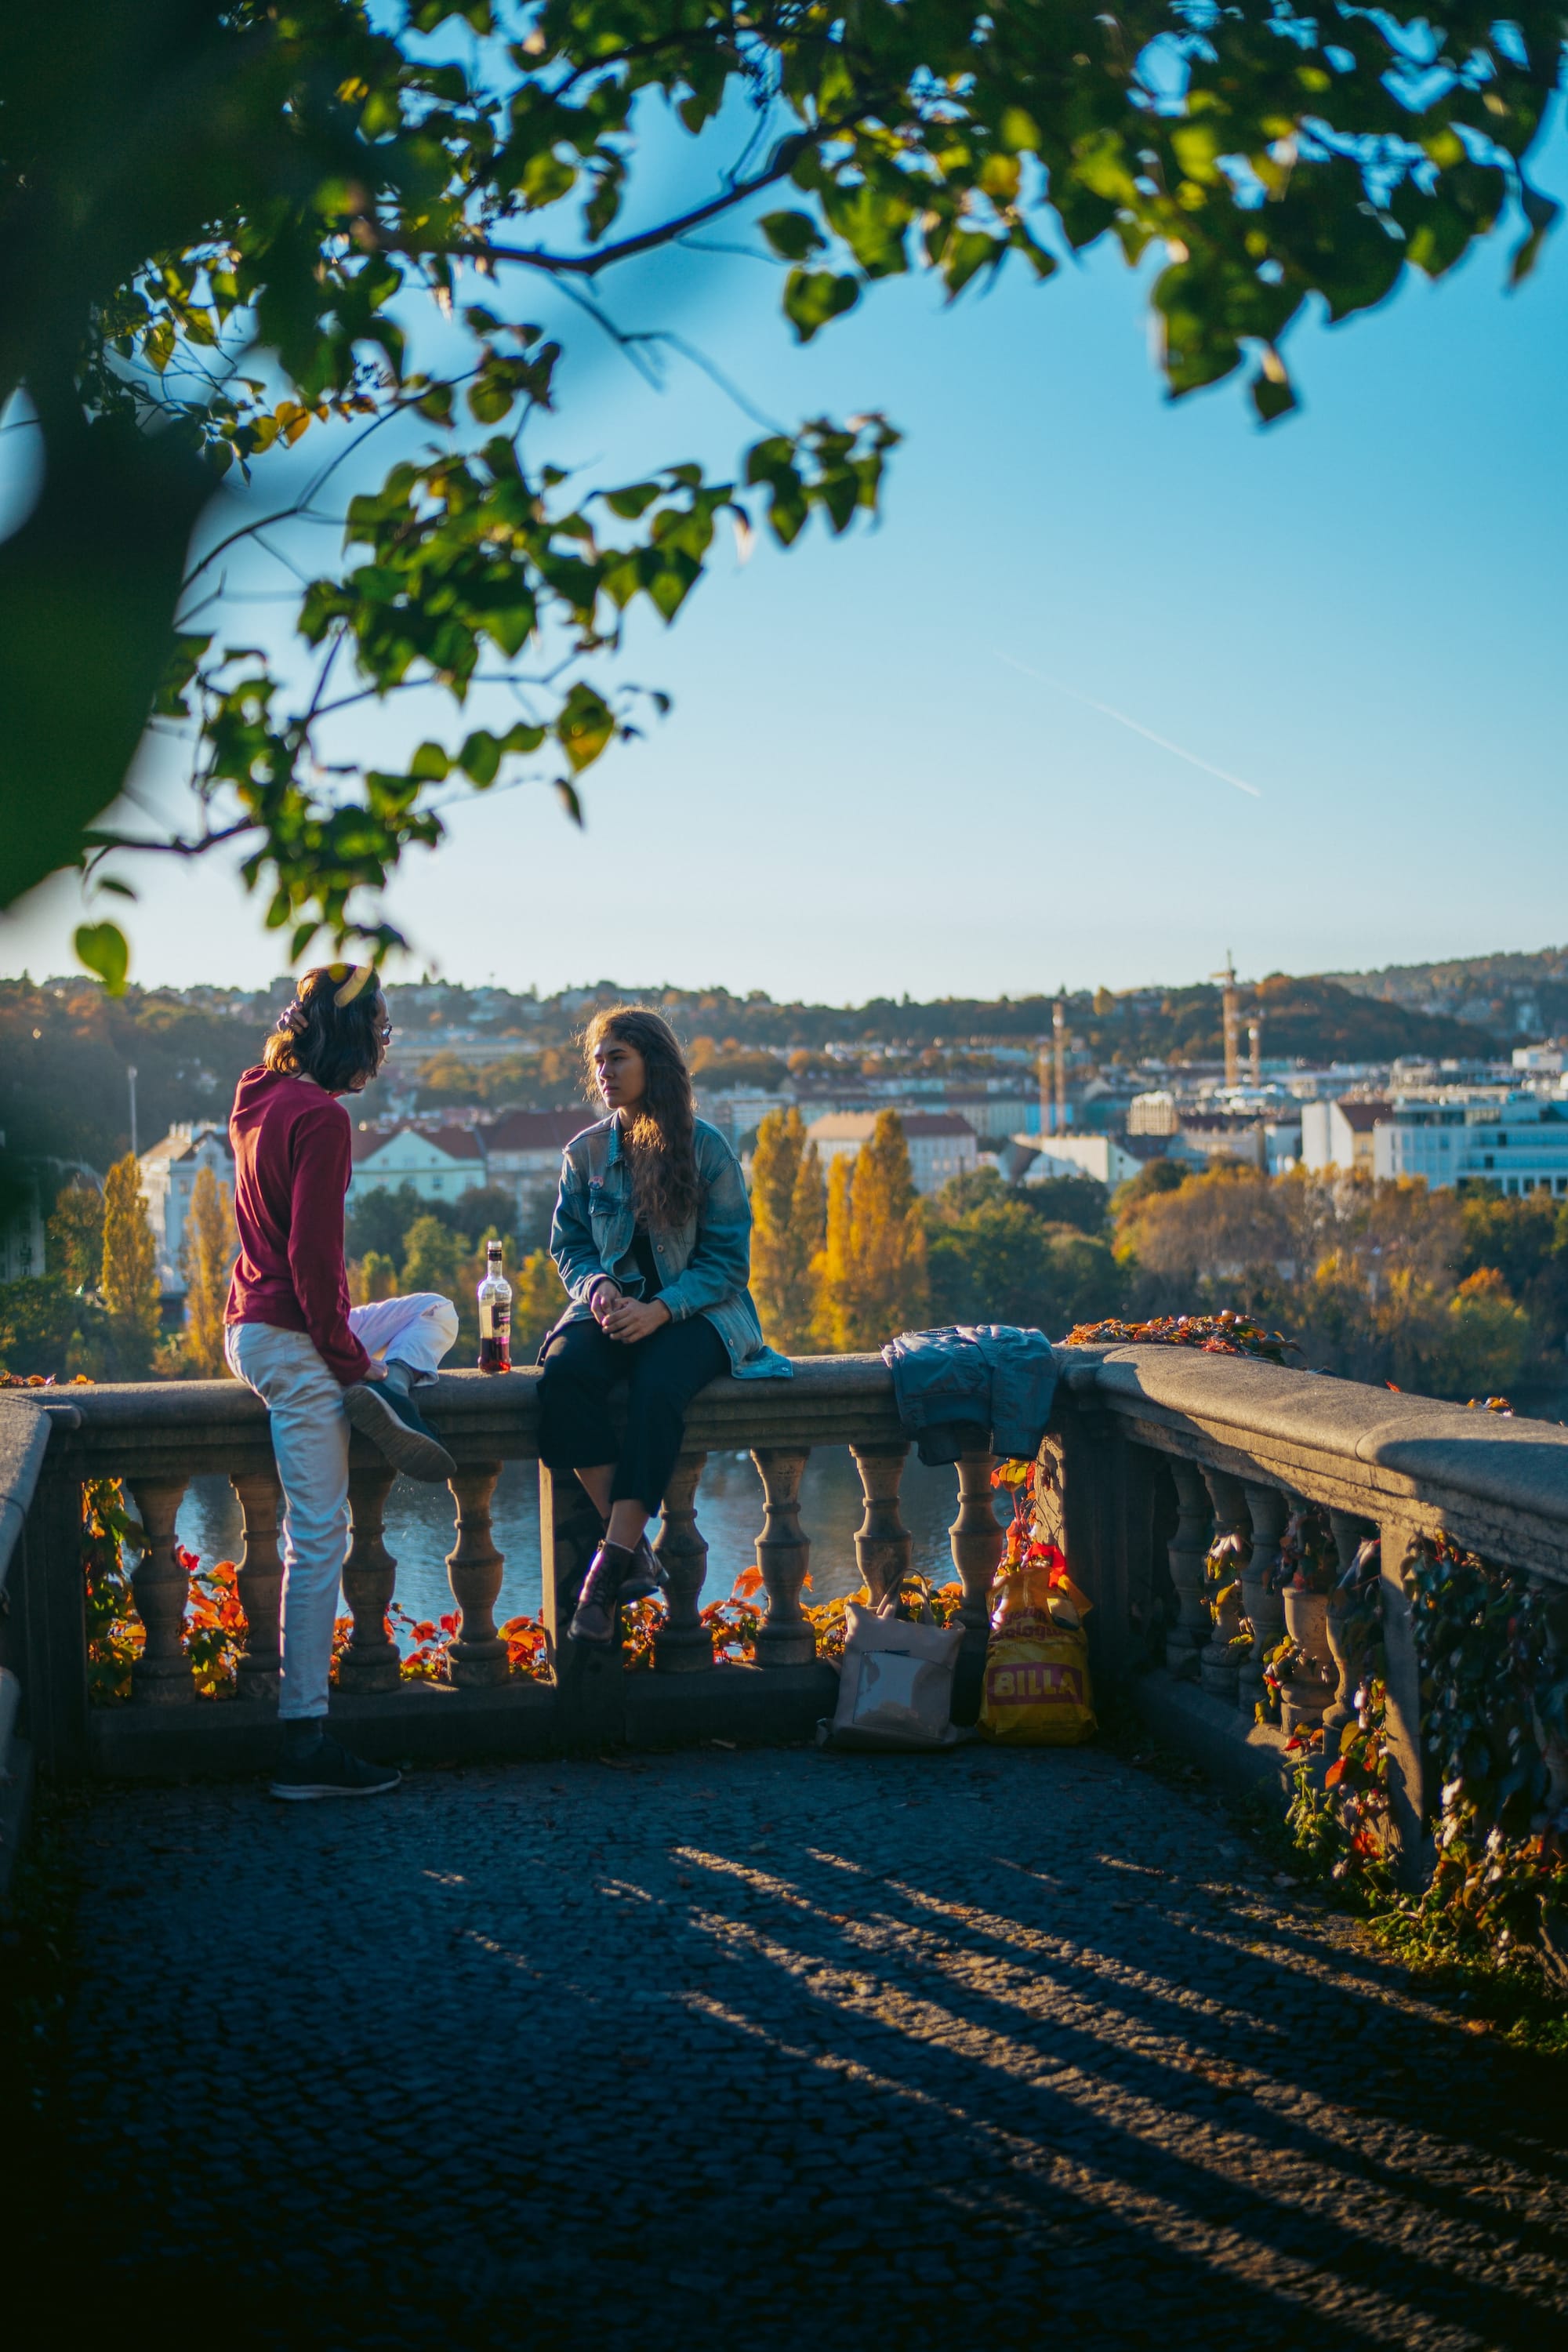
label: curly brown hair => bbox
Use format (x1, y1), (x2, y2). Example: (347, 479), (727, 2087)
(263, 965), (389, 1094)
(582, 1004), (700, 1230)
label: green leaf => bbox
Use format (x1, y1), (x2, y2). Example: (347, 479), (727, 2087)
(782, 270), (859, 344)
(759, 210), (826, 263)
(74, 921), (129, 995)
(1250, 362), (1298, 425)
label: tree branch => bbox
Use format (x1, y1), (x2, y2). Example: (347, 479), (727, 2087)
(391, 132), (812, 280)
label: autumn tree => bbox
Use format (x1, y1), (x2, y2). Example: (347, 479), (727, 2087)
(511, 1250), (568, 1360)
(351, 1251), (400, 1305)
(46, 1180), (104, 1291)
(751, 1108), (824, 1352)
(181, 1163), (237, 1375)
(100, 1152), (160, 1377)
(815, 1113), (928, 1351)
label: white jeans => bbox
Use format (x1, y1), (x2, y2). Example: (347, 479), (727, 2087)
(224, 1294), (459, 1719)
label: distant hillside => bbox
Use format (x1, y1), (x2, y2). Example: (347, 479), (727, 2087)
(1324, 946), (1568, 1038)
(0, 978), (271, 1176)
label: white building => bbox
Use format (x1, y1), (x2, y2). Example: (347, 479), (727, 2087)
(694, 1087), (783, 1147)
(478, 1107), (591, 1223)
(1015, 1133), (1161, 1189)
(1374, 1097), (1568, 1197)
(806, 1110), (979, 1196)
(139, 1123), (234, 1294)
(348, 1122), (488, 1208)
(1300, 1098), (1391, 1177)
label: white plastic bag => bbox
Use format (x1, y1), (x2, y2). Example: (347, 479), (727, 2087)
(828, 1601), (965, 1751)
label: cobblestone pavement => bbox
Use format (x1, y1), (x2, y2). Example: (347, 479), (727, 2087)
(37, 1744), (1568, 2350)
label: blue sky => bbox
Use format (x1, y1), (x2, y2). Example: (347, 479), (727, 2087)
(3, 92), (1566, 1004)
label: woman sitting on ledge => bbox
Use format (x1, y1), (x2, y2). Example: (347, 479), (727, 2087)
(540, 1004), (790, 1643)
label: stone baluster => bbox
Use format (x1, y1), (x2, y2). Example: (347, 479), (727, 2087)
(1163, 1459), (1212, 1677)
(125, 1476), (193, 1704)
(850, 1443), (913, 1609)
(339, 1468), (401, 1693)
(447, 1464), (510, 1686)
(751, 1446), (815, 1667)
(1198, 1468), (1248, 1704)
(1322, 1509), (1372, 1759)
(230, 1468), (283, 1701)
(655, 1452), (713, 1673)
(1240, 1483), (1289, 1715)
(949, 1447), (1004, 1657)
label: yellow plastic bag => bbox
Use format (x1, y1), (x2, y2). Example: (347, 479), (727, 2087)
(979, 1609), (1096, 1745)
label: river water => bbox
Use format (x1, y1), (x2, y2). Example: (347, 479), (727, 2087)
(174, 1450), (1011, 1637)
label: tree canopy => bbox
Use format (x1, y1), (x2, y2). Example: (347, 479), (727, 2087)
(3, 2), (1563, 981)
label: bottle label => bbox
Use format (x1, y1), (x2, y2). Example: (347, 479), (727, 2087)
(481, 1299), (492, 1338)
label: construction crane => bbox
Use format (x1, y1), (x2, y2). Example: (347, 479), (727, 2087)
(1036, 994), (1069, 1137)
(1210, 955), (1241, 1091)
(1054, 995), (1067, 1134)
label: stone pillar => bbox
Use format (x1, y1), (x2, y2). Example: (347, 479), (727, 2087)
(654, 1451), (712, 1673)
(447, 1464), (510, 1686)
(339, 1467), (400, 1694)
(540, 1464), (625, 1750)
(1163, 1458), (1212, 1677)
(125, 1476), (193, 1704)
(850, 1443), (912, 1608)
(751, 1446), (815, 1668)
(1377, 1513), (1429, 1886)
(1198, 1468), (1247, 1704)
(231, 1468), (283, 1702)
(949, 1447), (1003, 1658)
(14, 1467), (89, 1775)
(1322, 1510), (1370, 1759)
(539, 1465), (604, 1657)
(1240, 1483), (1288, 1715)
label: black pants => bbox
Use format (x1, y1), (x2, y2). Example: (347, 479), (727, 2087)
(537, 1314), (730, 1512)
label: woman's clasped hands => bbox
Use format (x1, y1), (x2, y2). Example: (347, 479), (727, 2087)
(591, 1281), (671, 1345)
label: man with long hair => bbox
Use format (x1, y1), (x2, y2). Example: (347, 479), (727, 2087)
(225, 963), (458, 1799)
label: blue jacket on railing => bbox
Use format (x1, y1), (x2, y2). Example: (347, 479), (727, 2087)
(547, 1114), (792, 1380)
(882, 1324), (1059, 1465)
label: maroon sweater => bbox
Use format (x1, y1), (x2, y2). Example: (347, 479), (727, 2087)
(224, 1065), (370, 1386)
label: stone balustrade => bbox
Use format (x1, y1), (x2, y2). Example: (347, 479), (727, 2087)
(3, 1344), (1568, 1886)
(0, 1357), (1002, 1783)
(1046, 1341), (1568, 1875)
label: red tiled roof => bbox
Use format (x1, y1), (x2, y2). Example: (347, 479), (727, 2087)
(900, 1113), (978, 1138)
(481, 1108), (593, 1152)
(351, 1121), (485, 1165)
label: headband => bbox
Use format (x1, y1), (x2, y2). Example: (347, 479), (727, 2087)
(333, 963), (375, 1007)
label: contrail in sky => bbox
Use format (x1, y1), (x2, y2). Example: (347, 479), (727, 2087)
(997, 652), (1264, 800)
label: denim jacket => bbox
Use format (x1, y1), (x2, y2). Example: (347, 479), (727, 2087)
(548, 1115), (792, 1380)
(883, 1325), (1058, 1464)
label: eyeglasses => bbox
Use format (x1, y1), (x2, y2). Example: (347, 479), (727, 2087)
(377, 1022), (394, 1042)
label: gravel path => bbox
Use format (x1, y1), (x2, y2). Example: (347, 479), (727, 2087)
(39, 1744), (1568, 2349)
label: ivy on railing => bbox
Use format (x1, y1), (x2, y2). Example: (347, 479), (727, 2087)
(1287, 1531), (1568, 1973)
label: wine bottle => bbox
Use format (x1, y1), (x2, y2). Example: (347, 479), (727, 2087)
(477, 1239), (512, 1373)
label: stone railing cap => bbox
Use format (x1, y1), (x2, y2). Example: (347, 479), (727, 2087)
(1074, 1343), (1568, 1526)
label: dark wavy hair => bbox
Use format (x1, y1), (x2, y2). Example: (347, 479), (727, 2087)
(263, 964), (389, 1094)
(582, 1004), (700, 1230)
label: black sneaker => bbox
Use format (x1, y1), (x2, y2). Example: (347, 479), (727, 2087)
(616, 1536), (662, 1602)
(344, 1379), (456, 1483)
(570, 1544), (630, 1643)
(270, 1733), (401, 1802)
